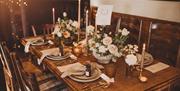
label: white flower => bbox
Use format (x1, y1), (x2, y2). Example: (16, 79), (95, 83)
(134, 45), (138, 52)
(63, 12), (67, 17)
(71, 21), (78, 28)
(66, 24), (72, 30)
(108, 44), (118, 54)
(69, 19), (73, 24)
(102, 36), (112, 46)
(98, 45), (107, 53)
(121, 28), (129, 36)
(57, 32), (62, 37)
(125, 54), (137, 65)
(95, 43), (100, 47)
(57, 17), (61, 22)
(52, 25), (60, 35)
(86, 25), (94, 34)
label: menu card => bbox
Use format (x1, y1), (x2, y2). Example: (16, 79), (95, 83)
(145, 62), (169, 73)
(96, 5), (113, 25)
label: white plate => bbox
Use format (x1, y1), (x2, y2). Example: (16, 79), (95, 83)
(136, 52), (154, 66)
(46, 53), (70, 61)
(69, 68), (101, 83)
(31, 39), (48, 46)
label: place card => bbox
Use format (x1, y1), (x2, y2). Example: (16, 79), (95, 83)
(145, 62), (169, 73)
(96, 5), (113, 25)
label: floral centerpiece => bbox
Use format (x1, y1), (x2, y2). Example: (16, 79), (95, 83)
(87, 26), (138, 64)
(52, 12), (79, 46)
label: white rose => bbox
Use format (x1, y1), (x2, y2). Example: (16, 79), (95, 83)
(95, 43), (100, 47)
(57, 32), (62, 37)
(67, 24), (72, 30)
(57, 17), (61, 22)
(121, 28), (129, 36)
(98, 46), (107, 53)
(52, 25), (60, 34)
(71, 21), (78, 28)
(102, 36), (112, 46)
(63, 12), (67, 17)
(114, 52), (122, 57)
(108, 44), (118, 54)
(69, 19), (73, 24)
(87, 25), (94, 34)
(125, 54), (137, 65)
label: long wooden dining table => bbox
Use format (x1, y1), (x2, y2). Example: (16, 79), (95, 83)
(21, 36), (180, 91)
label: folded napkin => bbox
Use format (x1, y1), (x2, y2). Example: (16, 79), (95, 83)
(57, 62), (86, 78)
(37, 48), (59, 65)
(24, 41), (31, 53)
(24, 37), (43, 53)
(58, 62), (104, 78)
(145, 62), (169, 73)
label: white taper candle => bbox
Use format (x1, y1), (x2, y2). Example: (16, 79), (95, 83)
(52, 8), (55, 24)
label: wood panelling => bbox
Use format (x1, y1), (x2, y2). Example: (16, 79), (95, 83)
(90, 6), (180, 67)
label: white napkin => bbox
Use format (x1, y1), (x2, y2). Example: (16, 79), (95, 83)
(37, 48), (59, 65)
(69, 54), (77, 60)
(57, 62), (86, 78)
(24, 37), (42, 53)
(24, 41), (31, 53)
(145, 62), (169, 73)
(100, 73), (114, 84)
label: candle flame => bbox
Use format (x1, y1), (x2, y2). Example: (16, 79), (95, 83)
(143, 43), (146, 50)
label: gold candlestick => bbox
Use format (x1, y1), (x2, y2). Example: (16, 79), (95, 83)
(139, 43), (148, 82)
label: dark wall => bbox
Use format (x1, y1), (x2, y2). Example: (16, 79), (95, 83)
(27, 0), (90, 25)
(0, 3), (12, 42)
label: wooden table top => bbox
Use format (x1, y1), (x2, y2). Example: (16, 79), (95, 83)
(21, 37), (180, 91)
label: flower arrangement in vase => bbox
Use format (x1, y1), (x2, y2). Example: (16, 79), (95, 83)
(87, 25), (132, 64)
(52, 12), (79, 46)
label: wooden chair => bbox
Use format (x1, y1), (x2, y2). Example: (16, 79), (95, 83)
(0, 42), (16, 91)
(42, 24), (54, 35)
(1, 42), (67, 91)
(10, 50), (67, 91)
(31, 25), (37, 36)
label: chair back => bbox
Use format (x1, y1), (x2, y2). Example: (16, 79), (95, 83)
(42, 24), (54, 34)
(10, 52), (39, 91)
(0, 42), (14, 91)
(31, 25), (37, 36)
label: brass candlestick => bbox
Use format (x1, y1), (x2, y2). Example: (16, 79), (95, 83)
(139, 43), (148, 82)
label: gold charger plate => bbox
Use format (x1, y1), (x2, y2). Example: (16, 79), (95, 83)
(69, 68), (101, 82)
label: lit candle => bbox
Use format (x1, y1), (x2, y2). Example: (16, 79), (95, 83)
(141, 43), (146, 69)
(85, 10), (88, 41)
(78, 0), (81, 28)
(52, 8), (55, 24)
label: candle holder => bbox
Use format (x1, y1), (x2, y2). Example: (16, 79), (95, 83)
(138, 43), (148, 82)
